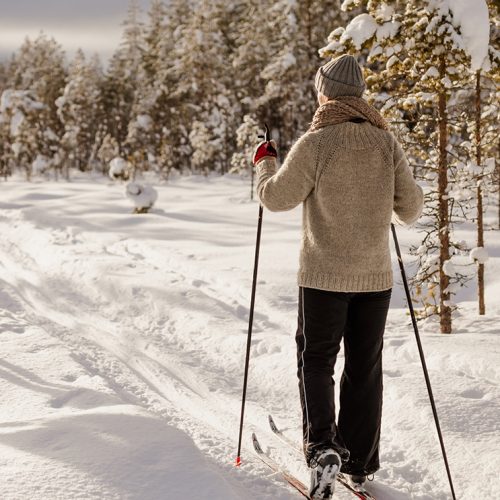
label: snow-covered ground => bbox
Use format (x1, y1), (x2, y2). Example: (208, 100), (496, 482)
(0, 174), (499, 500)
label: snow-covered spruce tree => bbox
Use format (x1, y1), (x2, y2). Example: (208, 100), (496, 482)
(231, 0), (346, 166)
(460, 1), (497, 316)
(0, 62), (7, 95)
(140, 0), (194, 175)
(101, 0), (143, 153)
(434, 2), (496, 316)
(188, 121), (216, 176)
(0, 64), (11, 179)
(98, 134), (120, 174)
(485, 0), (500, 229)
(5, 34), (66, 176)
(0, 99), (11, 180)
(229, 113), (261, 194)
(321, 0), (490, 333)
(56, 50), (103, 176)
(231, 0), (274, 130)
(0, 89), (46, 180)
(177, 0), (236, 174)
(127, 0), (169, 177)
(258, 0), (347, 151)
(460, 73), (498, 315)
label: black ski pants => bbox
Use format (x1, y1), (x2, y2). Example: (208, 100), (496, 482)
(296, 286), (392, 475)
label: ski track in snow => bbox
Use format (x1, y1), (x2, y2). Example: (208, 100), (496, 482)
(0, 175), (499, 499)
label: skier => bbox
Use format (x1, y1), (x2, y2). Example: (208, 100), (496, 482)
(252, 54), (423, 499)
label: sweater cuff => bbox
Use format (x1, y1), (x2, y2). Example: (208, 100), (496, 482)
(255, 156), (277, 177)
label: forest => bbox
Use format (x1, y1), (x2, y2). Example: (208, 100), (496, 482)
(0, 0), (498, 333)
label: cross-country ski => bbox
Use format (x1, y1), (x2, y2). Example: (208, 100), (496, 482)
(267, 415), (376, 499)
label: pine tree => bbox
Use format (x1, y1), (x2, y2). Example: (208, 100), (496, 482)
(127, 0), (170, 177)
(464, 2), (499, 314)
(101, 1), (143, 152)
(177, 0), (236, 174)
(56, 50), (103, 175)
(0, 89), (45, 179)
(0, 62), (7, 94)
(9, 33), (66, 133)
(5, 34), (66, 176)
(259, 0), (346, 150)
(320, 0), (495, 333)
(97, 133), (120, 173)
(134, 0), (193, 176)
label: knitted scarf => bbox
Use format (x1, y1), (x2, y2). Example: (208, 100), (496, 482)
(310, 96), (388, 132)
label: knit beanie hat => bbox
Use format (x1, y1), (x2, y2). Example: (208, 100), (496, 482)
(314, 54), (366, 99)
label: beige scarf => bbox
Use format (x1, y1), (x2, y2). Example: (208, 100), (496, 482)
(310, 96), (388, 132)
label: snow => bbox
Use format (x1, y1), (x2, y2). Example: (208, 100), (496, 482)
(125, 182), (158, 211)
(376, 20), (400, 41)
(136, 114), (153, 130)
(32, 155), (49, 175)
(466, 162), (483, 175)
(340, 0), (357, 12)
(447, 0), (490, 71)
(0, 89), (44, 113)
(109, 157), (130, 180)
(469, 246), (489, 264)
(280, 52), (297, 70)
(336, 13), (400, 51)
(340, 14), (378, 49)
(11, 142), (22, 156)
(0, 174), (499, 499)
(424, 66), (439, 78)
(386, 55), (399, 69)
(0, 89), (13, 112)
(378, 4), (395, 21)
(10, 110), (25, 137)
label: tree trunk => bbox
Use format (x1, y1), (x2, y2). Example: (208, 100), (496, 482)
(438, 58), (451, 334)
(498, 136), (500, 229)
(251, 161), (254, 201)
(475, 70), (485, 315)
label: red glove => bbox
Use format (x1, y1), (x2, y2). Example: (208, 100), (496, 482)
(252, 140), (277, 165)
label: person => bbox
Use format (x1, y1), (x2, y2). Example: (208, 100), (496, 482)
(252, 54), (423, 500)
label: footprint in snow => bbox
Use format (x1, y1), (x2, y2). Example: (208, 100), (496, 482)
(459, 388), (485, 399)
(387, 338), (405, 347)
(192, 279), (208, 288)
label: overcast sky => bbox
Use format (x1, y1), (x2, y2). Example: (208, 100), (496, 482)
(0, 0), (152, 63)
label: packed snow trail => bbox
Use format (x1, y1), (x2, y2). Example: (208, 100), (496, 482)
(1, 175), (499, 499)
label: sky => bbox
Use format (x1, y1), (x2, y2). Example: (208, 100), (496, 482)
(0, 0), (152, 63)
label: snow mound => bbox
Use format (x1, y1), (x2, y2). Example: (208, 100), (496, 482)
(109, 157), (131, 181)
(125, 182), (158, 213)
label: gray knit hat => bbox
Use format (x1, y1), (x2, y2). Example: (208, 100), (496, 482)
(314, 54), (366, 99)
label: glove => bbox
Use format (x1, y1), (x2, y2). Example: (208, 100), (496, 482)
(252, 140), (277, 165)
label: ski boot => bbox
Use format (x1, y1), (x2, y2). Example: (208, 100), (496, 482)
(309, 448), (342, 499)
(350, 474), (366, 487)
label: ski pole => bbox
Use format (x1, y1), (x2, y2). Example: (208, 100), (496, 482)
(391, 224), (456, 500)
(235, 124), (270, 466)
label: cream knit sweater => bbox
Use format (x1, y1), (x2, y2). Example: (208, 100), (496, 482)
(256, 121), (424, 292)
